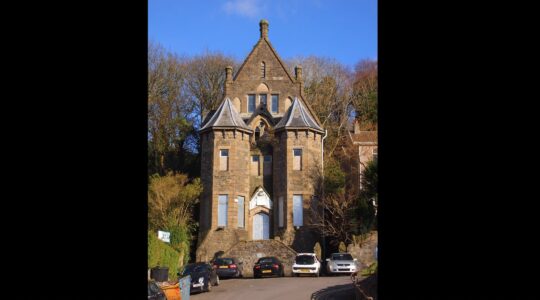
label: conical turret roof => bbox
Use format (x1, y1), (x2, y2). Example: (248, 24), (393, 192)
(200, 98), (252, 133)
(274, 97), (323, 132)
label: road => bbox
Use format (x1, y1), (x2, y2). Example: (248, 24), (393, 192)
(189, 274), (358, 300)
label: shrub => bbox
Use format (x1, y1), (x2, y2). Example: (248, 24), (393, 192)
(148, 231), (181, 281)
(361, 261), (378, 276)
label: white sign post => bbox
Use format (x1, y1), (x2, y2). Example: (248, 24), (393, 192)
(157, 230), (170, 243)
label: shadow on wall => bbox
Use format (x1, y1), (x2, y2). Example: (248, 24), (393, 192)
(291, 227), (319, 253)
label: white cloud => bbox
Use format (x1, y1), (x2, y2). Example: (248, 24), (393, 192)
(223, 0), (261, 18)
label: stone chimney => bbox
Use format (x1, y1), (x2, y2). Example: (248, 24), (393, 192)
(260, 19), (269, 39)
(225, 66), (233, 82)
(295, 65), (303, 81)
(225, 66), (232, 95)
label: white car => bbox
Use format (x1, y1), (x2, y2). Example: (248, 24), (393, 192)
(325, 253), (359, 275)
(292, 253), (321, 277)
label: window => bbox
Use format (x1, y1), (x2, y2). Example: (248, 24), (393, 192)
(255, 127), (260, 141)
(237, 196), (245, 228)
(278, 196), (284, 227)
(261, 62), (266, 78)
(248, 94), (256, 112)
(271, 94), (279, 113)
(219, 149), (229, 171)
(260, 94), (267, 109)
(251, 155), (260, 176)
(293, 195), (303, 227)
(218, 195), (228, 227)
(373, 147), (378, 161)
(293, 149), (302, 170)
(263, 155), (272, 175)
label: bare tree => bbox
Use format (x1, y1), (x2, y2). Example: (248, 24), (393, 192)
(183, 51), (238, 128)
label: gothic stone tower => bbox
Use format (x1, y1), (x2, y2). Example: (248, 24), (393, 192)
(196, 20), (325, 261)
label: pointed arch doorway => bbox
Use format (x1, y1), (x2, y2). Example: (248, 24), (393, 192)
(252, 213), (269, 240)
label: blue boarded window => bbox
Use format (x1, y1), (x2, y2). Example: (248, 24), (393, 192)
(271, 94), (278, 113)
(218, 195), (228, 227)
(293, 195), (303, 227)
(248, 94), (256, 112)
(237, 196), (245, 228)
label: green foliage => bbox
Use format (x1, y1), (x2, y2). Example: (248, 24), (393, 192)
(148, 231), (181, 281)
(361, 262), (378, 276)
(324, 159), (346, 195)
(355, 159), (378, 234)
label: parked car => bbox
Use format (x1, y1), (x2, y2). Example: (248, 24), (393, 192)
(325, 253), (359, 275)
(292, 253), (321, 277)
(180, 262), (220, 293)
(253, 256), (285, 278)
(148, 280), (166, 300)
(213, 257), (244, 278)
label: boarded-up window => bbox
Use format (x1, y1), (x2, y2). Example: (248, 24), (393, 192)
(220, 149), (229, 171)
(237, 196), (245, 228)
(279, 196), (284, 227)
(293, 149), (302, 170)
(263, 155), (272, 175)
(248, 94), (256, 112)
(271, 94), (279, 113)
(251, 155), (260, 176)
(218, 195), (228, 227)
(293, 195), (303, 227)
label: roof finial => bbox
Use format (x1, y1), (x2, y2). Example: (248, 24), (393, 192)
(259, 19), (269, 39)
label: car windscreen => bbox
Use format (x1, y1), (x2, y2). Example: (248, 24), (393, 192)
(258, 258), (275, 264)
(182, 264), (206, 275)
(332, 253), (353, 261)
(215, 258), (234, 265)
(295, 255), (315, 265)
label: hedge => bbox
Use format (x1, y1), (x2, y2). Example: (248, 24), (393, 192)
(148, 231), (181, 281)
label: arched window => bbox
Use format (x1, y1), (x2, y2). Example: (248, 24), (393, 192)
(255, 127), (261, 141)
(261, 62), (266, 78)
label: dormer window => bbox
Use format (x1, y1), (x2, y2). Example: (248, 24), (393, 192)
(261, 62), (266, 78)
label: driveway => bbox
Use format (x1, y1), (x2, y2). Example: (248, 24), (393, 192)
(189, 275), (357, 300)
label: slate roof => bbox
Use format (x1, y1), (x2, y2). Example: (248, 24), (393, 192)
(200, 98), (252, 133)
(274, 97), (324, 132)
(350, 131), (378, 144)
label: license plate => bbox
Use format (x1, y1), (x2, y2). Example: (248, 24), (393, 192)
(262, 270), (271, 273)
(300, 269), (310, 273)
(219, 266), (228, 268)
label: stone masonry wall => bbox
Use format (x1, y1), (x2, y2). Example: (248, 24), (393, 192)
(224, 239), (297, 277)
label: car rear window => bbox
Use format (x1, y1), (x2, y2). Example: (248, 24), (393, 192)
(295, 255), (315, 265)
(215, 258), (234, 265)
(332, 253), (353, 260)
(258, 257), (275, 263)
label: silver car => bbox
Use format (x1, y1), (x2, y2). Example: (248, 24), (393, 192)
(325, 253), (359, 275)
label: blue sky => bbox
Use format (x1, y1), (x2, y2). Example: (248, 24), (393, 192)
(149, 0), (377, 68)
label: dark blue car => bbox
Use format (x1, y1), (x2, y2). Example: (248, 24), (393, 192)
(213, 257), (244, 278)
(181, 262), (220, 293)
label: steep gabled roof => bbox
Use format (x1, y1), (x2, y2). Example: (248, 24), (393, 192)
(234, 37), (296, 83)
(274, 97), (324, 132)
(199, 98), (252, 133)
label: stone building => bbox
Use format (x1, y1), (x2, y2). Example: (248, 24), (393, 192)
(196, 20), (325, 261)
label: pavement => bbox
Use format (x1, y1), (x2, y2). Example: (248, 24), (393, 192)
(189, 274), (358, 300)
